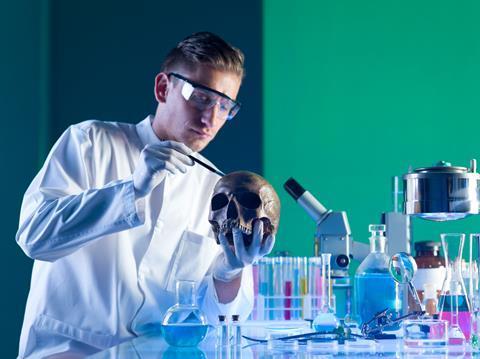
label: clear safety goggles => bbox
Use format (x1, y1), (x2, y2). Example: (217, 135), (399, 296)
(169, 72), (241, 121)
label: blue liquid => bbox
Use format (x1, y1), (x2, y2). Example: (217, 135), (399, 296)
(162, 323), (209, 347)
(313, 312), (338, 331)
(354, 271), (401, 325)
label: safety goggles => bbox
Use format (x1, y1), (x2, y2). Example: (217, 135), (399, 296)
(169, 72), (241, 121)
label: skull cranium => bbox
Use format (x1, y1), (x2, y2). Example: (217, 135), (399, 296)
(208, 171), (281, 246)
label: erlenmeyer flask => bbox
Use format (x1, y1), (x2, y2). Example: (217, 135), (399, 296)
(161, 280), (209, 347)
(438, 233), (471, 345)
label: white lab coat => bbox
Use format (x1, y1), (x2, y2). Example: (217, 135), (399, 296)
(16, 116), (253, 358)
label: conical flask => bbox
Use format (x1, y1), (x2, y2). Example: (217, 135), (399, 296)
(438, 233), (471, 345)
(161, 280), (209, 347)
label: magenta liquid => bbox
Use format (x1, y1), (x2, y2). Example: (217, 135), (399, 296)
(438, 294), (471, 340)
(284, 280), (292, 320)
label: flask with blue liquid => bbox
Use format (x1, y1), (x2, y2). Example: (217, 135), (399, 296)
(354, 224), (402, 325)
(161, 280), (209, 347)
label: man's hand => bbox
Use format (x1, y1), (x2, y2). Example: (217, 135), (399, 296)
(133, 141), (194, 198)
(213, 220), (276, 282)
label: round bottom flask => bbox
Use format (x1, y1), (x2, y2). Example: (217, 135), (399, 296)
(161, 280), (209, 347)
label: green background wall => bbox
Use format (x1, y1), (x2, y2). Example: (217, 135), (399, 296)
(4, 0), (480, 357)
(264, 0), (480, 259)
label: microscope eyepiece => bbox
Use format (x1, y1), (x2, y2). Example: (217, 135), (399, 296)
(284, 178), (305, 200)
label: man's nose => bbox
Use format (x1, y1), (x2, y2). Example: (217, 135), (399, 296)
(200, 104), (221, 128)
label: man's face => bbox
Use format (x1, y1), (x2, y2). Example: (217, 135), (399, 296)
(154, 65), (242, 152)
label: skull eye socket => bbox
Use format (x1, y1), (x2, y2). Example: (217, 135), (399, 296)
(211, 193), (229, 210)
(236, 192), (262, 209)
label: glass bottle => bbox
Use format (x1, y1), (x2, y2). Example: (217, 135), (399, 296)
(354, 224), (402, 325)
(438, 233), (471, 345)
(413, 241), (445, 302)
(422, 283), (438, 316)
(161, 280), (208, 347)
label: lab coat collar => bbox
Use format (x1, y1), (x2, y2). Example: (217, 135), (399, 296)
(135, 115), (200, 156)
(136, 115), (163, 147)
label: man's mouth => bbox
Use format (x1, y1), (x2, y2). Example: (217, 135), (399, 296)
(190, 128), (211, 139)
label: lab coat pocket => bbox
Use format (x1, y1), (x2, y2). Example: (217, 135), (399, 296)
(33, 314), (115, 349)
(164, 230), (219, 292)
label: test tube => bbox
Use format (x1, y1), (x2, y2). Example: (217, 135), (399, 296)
(284, 257), (293, 320)
(216, 315), (229, 347)
(291, 257), (301, 320)
(299, 257), (308, 319)
(258, 257), (270, 321)
(231, 314), (241, 346)
(272, 256), (284, 320)
(308, 257), (322, 319)
(251, 261), (259, 320)
(320, 253), (333, 313)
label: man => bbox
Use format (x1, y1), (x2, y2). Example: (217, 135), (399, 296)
(16, 32), (274, 358)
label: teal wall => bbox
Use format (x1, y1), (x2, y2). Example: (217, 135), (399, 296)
(3, 1), (262, 357)
(264, 1), (480, 258)
(6, 0), (480, 356)
(1, 0), (44, 355)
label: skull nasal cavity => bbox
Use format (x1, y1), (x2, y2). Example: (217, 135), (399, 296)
(227, 200), (238, 218)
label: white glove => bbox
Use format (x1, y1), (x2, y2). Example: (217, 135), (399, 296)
(213, 220), (276, 282)
(133, 141), (194, 198)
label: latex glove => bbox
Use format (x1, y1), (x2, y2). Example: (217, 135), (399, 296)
(213, 220), (276, 282)
(133, 141), (194, 198)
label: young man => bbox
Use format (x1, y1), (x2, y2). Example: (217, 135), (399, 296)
(16, 32), (274, 358)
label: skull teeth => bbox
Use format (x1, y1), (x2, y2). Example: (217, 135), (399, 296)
(219, 221), (252, 235)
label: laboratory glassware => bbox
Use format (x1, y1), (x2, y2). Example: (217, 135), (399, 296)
(423, 283), (438, 316)
(307, 256), (322, 319)
(413, 241), (445, 302)
(216, 315), (229, 347)
(403, 319), (448, 347)
(469, 233), (480, 350)
(389, 252), (422, 312)
(313, 253), (338, 331)
(438, 233), (471, 345)
(161, 280), (208, 347)
(283, 257), (293, 320)
(354, 224), (402, 325)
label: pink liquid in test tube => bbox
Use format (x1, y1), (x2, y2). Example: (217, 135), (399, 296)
(284, 281), (292, 320)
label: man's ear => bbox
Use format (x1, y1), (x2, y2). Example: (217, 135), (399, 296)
(154, 73), (169, 103)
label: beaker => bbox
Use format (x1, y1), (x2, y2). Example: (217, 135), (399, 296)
(161, 280), (209, 347)
(438, 233), (471, 345)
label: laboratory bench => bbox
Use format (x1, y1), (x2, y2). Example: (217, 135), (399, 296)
(88, 330), (476, 358)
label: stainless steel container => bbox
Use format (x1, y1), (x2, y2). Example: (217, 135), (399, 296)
(403, 160), (480, 221)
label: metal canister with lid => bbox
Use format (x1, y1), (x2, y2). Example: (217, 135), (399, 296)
(404, 160), (480, 221)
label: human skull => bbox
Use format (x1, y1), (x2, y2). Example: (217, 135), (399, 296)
(208, 171), (281, 246)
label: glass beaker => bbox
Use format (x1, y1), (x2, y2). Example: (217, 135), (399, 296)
(438, 233), (471, 345)
(161, 280), (209, 347)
